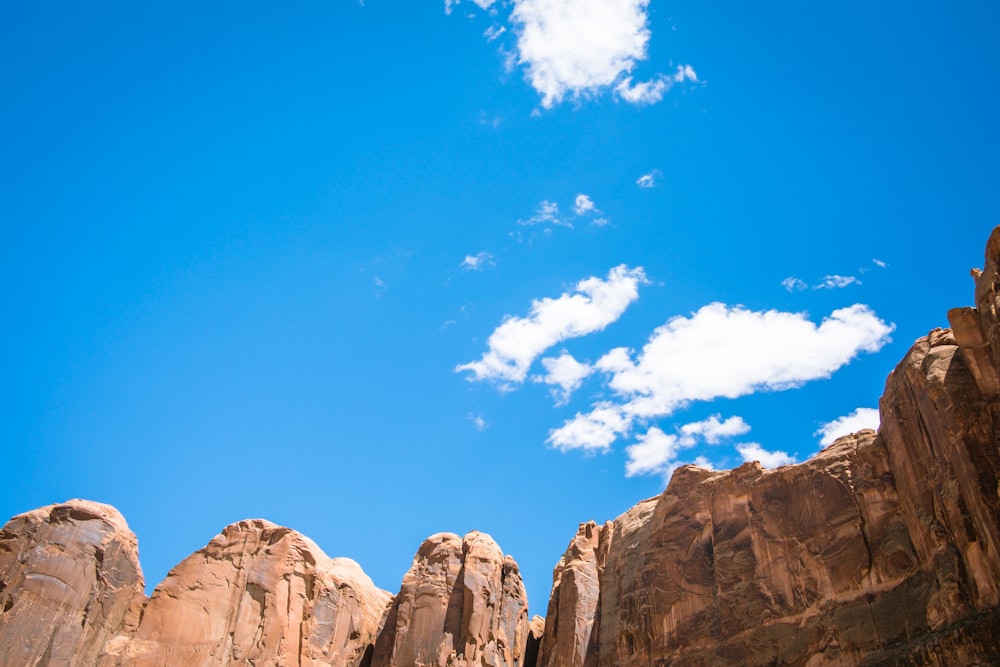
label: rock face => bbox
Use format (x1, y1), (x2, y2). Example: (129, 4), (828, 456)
(536, 226), (1000, 666)
(4, 226), (1000, 666)
(99, 519), (391, 667)
(371, 531), (529, 667)
(0, 500), (144, 667)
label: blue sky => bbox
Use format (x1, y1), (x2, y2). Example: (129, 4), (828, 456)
(3, 1), (998, 616)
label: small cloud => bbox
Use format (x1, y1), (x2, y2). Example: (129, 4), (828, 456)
(468, 412), (490, 431)
(484, 24), (506, 41)
(816, 407), (879, 447)
(781, 277), (808, 292)
(535, 352), (593, 405)
(373, 276), (387, 297)
(872, 258), (888, 269)
(445, 0), (495, 14)
(457, 265), (647, 385)
(679, 414), (750, 445)
(636, 170), (660, 188)
(573, 194), (596, 216)
(615, 77), (670, 105)
(624, 414), (749, 478)
(461, 251), (496, 271)
(519, 200), (568, 227)
(736, 442), (795, 468)
(816, 275), (860, 290)
(591, 217), (609, 227)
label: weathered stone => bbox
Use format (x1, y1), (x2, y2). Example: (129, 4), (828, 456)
(0, 500), (145, 667)
(98, 519), (391, 667)
(371, 531), (529, 667)
(535, 225), (1000, 666)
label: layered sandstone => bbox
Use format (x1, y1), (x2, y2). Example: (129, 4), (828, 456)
(371, 531), (529, 667)
(99, 519), (391, 667)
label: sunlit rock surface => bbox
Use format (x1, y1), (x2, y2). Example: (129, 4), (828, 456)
(3, 227), (1000, 665)
(371, 531), (529, 667)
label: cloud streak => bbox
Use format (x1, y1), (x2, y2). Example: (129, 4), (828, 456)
(457, 265), (648, 385)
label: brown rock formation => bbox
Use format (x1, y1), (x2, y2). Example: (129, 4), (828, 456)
(371, 531), (529, 667)
(537, 226), (1000, 665)
(98, 518), (391, 667)
(0, 500), (144, 667)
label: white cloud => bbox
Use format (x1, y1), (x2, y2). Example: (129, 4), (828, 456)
(615, 65), (697, 105)
(636, 170), (659, 188)
(485, 24), (506, 41)
(624, 414), (749, 477)
(468, 413), (490, 431)
(816, 407), (880, 447)
(457, 265), (647, 385)
(574, 194), (596, 216)
(615, 77), (670, 105)
(872, 258), (888, 269)
(461, 251), (496, 271)
(816, 274), (860, 289)
(625, 427), (683, 477)
(679, 414), (750, 444)
(548, 402), (630, 452)
(781, 277), (808, 292)
(445, 0), (495, 15)
(535, 352), (593, 405)
(548, 303), (893, 451)
(736, 442), (795, 468)
(519, 200), (568, 227)
(510, 0), (664, 107)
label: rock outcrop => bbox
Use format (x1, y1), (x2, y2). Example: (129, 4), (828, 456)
(4, 226), (1000, 666)
(0, 500), (144, 667)
(99, 518), (391, 667)
(371, 531), (529, 667)
(536, 226), (1000, 665)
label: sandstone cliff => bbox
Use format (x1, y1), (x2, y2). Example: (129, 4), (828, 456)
(3, 226), (1000, 666)
(537, 227), (1000, 665)
(371, 531), (529, 667)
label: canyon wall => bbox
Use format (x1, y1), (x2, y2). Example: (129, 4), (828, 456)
(2, 227), (1000, 665)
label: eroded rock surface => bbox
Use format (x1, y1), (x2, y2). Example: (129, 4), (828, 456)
(538, 226), (1000, 665)
(0, 500), (144, 667)
(371, 531), (529, 667)
(98, 519), (391, 667)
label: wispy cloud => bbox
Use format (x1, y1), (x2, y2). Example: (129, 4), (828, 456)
(519, 200), (567, 227)
(616, 65), (698, 105)
(445, 0), (495, 15)
(817, 274), (860, 290)
(461, 251), (496, 271)
(872, 258), (888, 269)
(548, 303), (894, 451)
(816, 407), (879, 447)
(468, 412), (490, 431)
(783, 274), (861, 291)
(781, 277), (808, 292)
(457, 265), (648, 385)
(736, 442), (795, 468)
(636, 170), (660, 188)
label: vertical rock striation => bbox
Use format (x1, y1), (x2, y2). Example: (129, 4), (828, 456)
(98, 518), (391, 667)
(0, 500), (145, 667)
(538, 226), (1000, 666)
(371, 531), (529, 667)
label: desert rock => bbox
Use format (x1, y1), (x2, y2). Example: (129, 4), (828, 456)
(0, 500), (145, 667)
(98, 518), (391, 667)
(371, 531), (529, 667)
